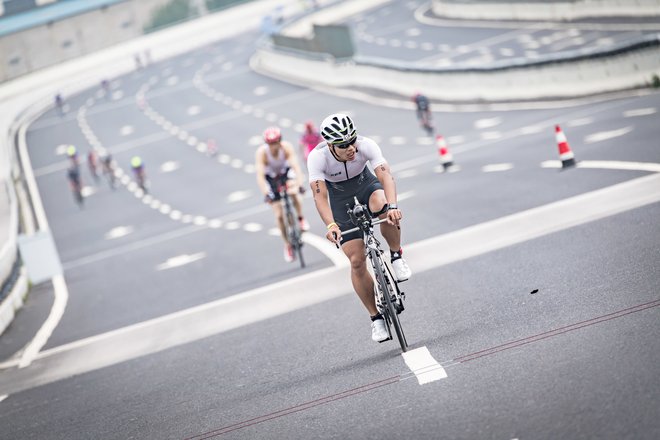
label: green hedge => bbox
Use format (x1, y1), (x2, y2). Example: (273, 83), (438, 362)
(144, 0), (257, 34)
(144, 0), (195, 33)
(205, 0), (253, 12)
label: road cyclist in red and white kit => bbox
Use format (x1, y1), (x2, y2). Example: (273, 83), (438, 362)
(307, 113), (412, 343)
(255, 126), (310, 263)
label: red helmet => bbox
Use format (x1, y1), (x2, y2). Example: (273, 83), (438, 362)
(263, 126), (282, 143)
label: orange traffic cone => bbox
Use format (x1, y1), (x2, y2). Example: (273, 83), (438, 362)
(436, 135), (453, 170)
(555, 125), (575, 168)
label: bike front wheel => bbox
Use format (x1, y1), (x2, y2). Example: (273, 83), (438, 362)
(372, 251), (407, 352)
(286, 210), (305, 268)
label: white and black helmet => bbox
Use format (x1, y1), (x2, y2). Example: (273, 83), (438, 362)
(320, 113), (356, 147)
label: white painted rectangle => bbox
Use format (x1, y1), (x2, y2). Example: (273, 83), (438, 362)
(402, 346), (447, 385)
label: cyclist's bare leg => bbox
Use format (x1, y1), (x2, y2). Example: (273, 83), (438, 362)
(368, 189), (401, 251)
(271, 202), (290, 245)
(342, 239), (379, 316)
(291, 193), (304, 218)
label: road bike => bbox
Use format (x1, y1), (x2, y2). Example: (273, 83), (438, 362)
(273, 174), (305, 269)
(101, 156), (116, 190)
(342, 199), (408, 352)
(418, 109), (434, 136)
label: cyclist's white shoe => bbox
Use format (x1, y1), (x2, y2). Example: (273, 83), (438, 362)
(371, 318), (389, 342)
(283, 244), (294, 263)
(392, 258), (411, 282)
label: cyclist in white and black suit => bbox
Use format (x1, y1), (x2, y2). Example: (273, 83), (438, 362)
(307, 113), (412, 343)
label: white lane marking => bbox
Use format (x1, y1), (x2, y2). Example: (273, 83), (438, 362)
(268, 227), (280, 236)
(402, 346), (447, 385)
(243, 223), (263, 232)
(567, 117), (594, 127)
(584, 127), (633, 144)
(254, 86), (268, 96)
(480, 131), (502, 140)
(156, 253), (206, 271)
(249, 135), (262, 146)
(208, 219), (223, 228)
(542, 160), (660, 173)
(519, 125), (543, 135)
(187, 105), (201, 116)
(160, 161), (180, 173)
(231, 159), (243, 168)
(105, 226), (134, 240)
(390, 136), (407, 145)
(482, 163), (514, 172)
(81, 186), (95, 197)
(397, 169), (418, 179)
(302, 233), (348, 268)
(18, 274), (69, 368)
(193, 216), (207, 226)
(397, 191), (416, 202)
(120, 125), (134, 136)
(0, 395), (7, 403)
(623, 107), (656, 117)
(112, 90), (124, 100)
(227, 190), (251, 203)
(55, 144), (69, 156)
(474, 117), (501, 129)
(6, 174), (660, 388)
(166, 76), (179, 86)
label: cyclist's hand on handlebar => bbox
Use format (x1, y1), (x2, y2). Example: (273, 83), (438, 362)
(264, 191), (275, 204)
(386, 208), (402, 227)
(326, 224), (341, 246)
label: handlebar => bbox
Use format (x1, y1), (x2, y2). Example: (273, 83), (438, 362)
(341, 217), (387, 235)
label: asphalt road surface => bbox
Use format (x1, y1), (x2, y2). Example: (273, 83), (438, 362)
(1, 2), (659, 439)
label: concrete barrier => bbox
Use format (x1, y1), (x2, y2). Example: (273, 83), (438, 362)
(253, 33), (660, 101)
(431, 0), (660, 21)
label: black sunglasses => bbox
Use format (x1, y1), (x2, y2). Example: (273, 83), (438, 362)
(331, 137), (356, 149)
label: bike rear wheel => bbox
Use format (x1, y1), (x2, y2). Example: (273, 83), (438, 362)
(372, 251), (407, 352)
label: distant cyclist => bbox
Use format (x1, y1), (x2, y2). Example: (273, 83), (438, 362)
(307, 113), (412, 343)
(255, 126), (310, 263)
(66, 165), (83, 207)
(100, 153), (116, 189)
(55, 93), (65, 115)
(299, 121), (323, 162)
(87, 150), (100, 183)
(131, 156), (147, 192)
(412, 92), (433, 135)
(66, 145), (80, 168)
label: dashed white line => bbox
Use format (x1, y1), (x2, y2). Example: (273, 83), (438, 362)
(623, 107), (656, 117)
(584, 127), (632, 144)
(482, 163), (514, 172)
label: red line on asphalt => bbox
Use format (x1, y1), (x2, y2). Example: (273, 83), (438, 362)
(454, 299), (660, 363)
(184, 376), (400, 439)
